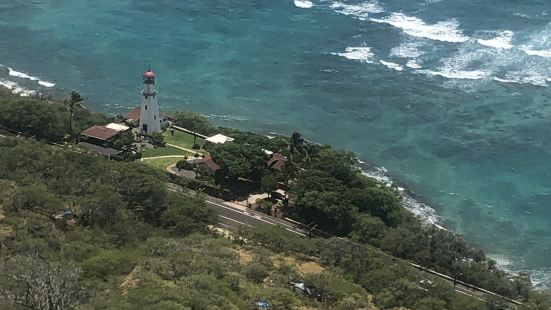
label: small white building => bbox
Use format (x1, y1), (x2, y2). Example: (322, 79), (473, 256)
(139, 69), (161, 134)
(105, 123), (130, 132)
(205, 134), (234, 144)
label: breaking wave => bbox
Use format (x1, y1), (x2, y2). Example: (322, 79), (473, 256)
(0, 79), (37, 97)
(330, 1), (384, 20)
(332, 47), (374, 63)
(4, 66), (56, 88)
(359, 164), (443, 228)
(421, 69), (489, 80)
(294, 0), (314, 9)
(380, 60), (404, 71)
(477, 30), (514, 49)
(371, 12), (469, 43)
(522, 49), (551, 58)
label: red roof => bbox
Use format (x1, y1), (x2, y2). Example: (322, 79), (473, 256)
(127, 106), (141, 120)
(144, 70), (156, 79)
(126, 106), (173, 122)
(203, 156), (221, 172)
(81, 126), (120, 141)
(267, 153), (288, 172)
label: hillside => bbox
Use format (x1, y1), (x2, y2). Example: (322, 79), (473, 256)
(0, 92), (550, 309)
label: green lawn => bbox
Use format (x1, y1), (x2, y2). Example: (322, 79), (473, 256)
(163, 129), (206, 150)
(141, 145), (191, 158)
(142, 157), (181, 171)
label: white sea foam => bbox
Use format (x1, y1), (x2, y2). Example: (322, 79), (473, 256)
(38, 80), (56, 88)
(492, 77), (520, 84)
(380, 60), (404, 71)
(332, 47), (374, 63)
(8, 68), (39, 81)
(360, 165), (443, 228)
(493, 73), (549, 87)
(522, 49), (551, 58)
(0, 79), (37, 97)
(490, 254), (551, 291)
(330, 1), (384, 20)
(7, 67), (56, 87)
(421, 69), (489, 80)
(406, 60), (422, 69)
(477, 30), (514, 49)
(390, 41), (426, 59)
(371, 13), (469, 43)
(294, 0), (314, 9)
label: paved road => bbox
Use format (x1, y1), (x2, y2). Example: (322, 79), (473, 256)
(193, 191), (522, 309)
(164, 183), (306, 237)
(203, 196), (307, 237)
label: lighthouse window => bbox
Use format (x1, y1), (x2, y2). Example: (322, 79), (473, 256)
(145, 105), (147, 110)
(154, 115), (156, 120)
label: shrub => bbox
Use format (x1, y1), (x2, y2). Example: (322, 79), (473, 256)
(245, 263), (269, 283)
(176, 160), (194, 171)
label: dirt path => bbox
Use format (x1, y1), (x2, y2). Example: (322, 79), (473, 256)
(140, 155), (187, 161)
(166, 143), (198, 154)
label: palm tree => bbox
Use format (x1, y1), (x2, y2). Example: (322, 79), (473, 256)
(64, 91), (85, 140)
(284, 132), (309, 185)
(288, 131), (308, 163)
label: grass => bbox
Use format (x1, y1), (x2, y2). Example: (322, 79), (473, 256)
(163, 129), (206, 150)
(141, 145), (192, 158)
(142, 157), (181, 171)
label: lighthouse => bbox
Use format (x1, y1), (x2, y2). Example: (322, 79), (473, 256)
(139, 68), (161, 134)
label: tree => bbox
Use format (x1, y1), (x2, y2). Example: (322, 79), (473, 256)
(160, 194), (216, 236)
(64, 91), (85, 139)
(209, 143), (267, 181)
(261, 173), (278, 194)
(176, 159), (194, 171)
(172, 111), (215, 136)
(349, 214), (387, 245)
(0, 99), (66, 141)
(148, 132), (165, 148)
(288, 131), (308, 164)
(0, 255), (85, 310)
(113, 131), (135, 150)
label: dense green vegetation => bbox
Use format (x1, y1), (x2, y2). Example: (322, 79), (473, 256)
(0, 138), (479, 310)
(0, 95), (109, 142)
(172, 111), (217, 136)
(0, 92), (550, 309)
(203, 120), (551, 307)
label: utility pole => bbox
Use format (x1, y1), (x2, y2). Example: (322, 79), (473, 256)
(453, 272), (464, 290)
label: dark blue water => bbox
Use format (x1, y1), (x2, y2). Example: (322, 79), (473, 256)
(1, 0), (550, 288)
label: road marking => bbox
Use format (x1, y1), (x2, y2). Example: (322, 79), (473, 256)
(217, 215), (252, 227)
(285, 227), (307, 237)
(206, 201), (276, 226)
(217, 222), (235, 230)
(455, 289), (487, 303)
(206, 200), (306, 236)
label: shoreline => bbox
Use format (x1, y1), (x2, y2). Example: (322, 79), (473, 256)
(1, 82), (550, 292)
(356, 158), (551, 291)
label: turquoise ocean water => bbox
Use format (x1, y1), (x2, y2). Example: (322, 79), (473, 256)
(1, 0), (551, 289)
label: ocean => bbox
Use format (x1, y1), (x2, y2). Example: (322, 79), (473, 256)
(0, 0), (550, 289)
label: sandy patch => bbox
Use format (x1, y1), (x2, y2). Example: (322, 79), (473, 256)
(237, 250), (253, 265)
(120, 266), (141, 295)
(274, 256), (324, 275)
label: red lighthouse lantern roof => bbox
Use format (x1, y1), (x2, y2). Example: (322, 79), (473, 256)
(144, 70), (156, 79)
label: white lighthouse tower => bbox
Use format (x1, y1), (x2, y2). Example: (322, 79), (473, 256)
(139, 68), (161, 134)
